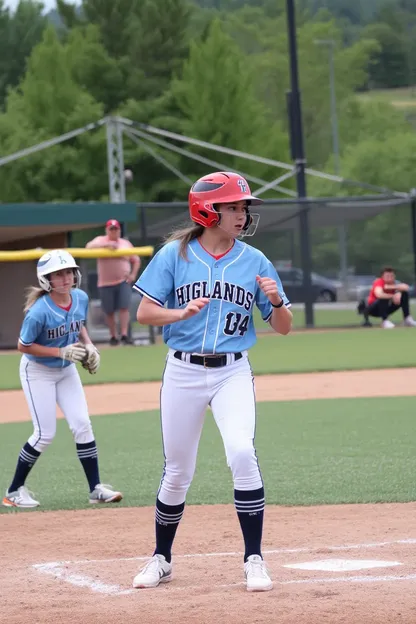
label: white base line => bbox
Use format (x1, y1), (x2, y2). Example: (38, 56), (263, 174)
(31, 538), (416, 597)
(33, 538), (416, 568)
(32, 562), (416, 597)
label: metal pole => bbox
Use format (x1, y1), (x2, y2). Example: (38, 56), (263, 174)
(411, 189), (416, 286)
(286, 0), (314, 327)
(328, 43), (348, 295)
(316, 39), (348, 298)
(328, 44), (340, 174)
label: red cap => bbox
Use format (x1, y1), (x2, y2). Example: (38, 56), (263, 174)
(106, 219), (120, 229)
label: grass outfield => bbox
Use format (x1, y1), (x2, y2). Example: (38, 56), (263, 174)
(0, 327), (415, 390)
(1, 396), (416, 512)
(135, 305), (405, 332)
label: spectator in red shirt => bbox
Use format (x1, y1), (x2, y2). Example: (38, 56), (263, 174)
(363, 266), (416, 328)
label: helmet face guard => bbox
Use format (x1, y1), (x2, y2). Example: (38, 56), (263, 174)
(188, 172), (262, 235)
(37, 249), (82, 292)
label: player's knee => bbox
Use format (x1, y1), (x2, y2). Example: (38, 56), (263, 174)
(227, 444), (260, 482)
(162, 467), (194, 495)
(29, 429), (56, 452)
(72, 421), (94, 445)
(228, 443), (255, 468)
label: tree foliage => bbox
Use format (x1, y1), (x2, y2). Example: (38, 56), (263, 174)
(1, 0), (416, 279)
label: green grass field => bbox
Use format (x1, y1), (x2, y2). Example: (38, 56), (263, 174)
(356, 86), (416, 111)
(1, 396), (415, 513)
(134, 306), (368, 334)
(0, 326), (414, 390)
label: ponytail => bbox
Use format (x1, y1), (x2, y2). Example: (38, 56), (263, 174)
(24, 286), (47, 313)
(164, 222), (204, 260)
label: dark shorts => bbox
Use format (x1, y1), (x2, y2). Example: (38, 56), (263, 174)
(99, 281), (132, 315)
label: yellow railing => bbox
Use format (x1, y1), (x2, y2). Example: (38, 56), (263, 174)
(0, 246), (154, 262)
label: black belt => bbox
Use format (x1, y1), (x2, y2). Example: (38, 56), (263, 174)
(174, 351), (242, 368)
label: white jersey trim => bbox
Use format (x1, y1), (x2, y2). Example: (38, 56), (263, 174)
(188, 244), (212, 354)
(19, 338), (33, 347)
(44, 298), (66, 320)
(134, 285), (164, 307)
(213, 246), (246, 354)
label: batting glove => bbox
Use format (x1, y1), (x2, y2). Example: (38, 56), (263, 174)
(59, 343), (87, 363)
(83, 343), (101, 374)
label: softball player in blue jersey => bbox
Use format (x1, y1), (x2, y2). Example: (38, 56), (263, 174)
(2, 249), (122, 509)
(132, 171), (292, 592)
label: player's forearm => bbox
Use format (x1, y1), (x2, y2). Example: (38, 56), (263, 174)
(137, 299), (183, 326)
(18, 342), (61, 358)
(269, 305), (293, 335)
(79, 325), (92, 345)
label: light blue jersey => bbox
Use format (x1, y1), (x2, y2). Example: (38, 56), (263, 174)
(134, 239), (290, 354)
(19, 288), (89, 368)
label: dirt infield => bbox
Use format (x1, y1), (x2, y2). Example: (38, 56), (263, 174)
(2, 368), (416, 623)
(3, 503), (416, 624)
(1, 367), (416, 423)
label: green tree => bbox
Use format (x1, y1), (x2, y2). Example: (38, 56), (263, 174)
(171, 19), (290, 184)
(57, 0), (192, 105)
(362, 22), (408, 88)
(0, 25), (106, 203)
(126, 0), (191, 101)
(65, 25), (125, 113)
(252, 17), (377, 167)
(0, 0), (48, 108)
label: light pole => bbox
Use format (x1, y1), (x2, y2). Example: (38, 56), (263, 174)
(315, 38), (348, 293)
(286, 0), (314, 327)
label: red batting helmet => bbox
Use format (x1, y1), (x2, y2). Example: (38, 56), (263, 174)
(188, 171), (263, 230)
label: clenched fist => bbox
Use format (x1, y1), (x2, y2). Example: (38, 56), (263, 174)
(256, 275), (282, 307)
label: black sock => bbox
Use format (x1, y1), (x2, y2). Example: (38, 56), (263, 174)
(8, 442), (41, 493)
(76, 441), (100, 492)
(235, 487), (265, 562)
(154, 498), (185, 563)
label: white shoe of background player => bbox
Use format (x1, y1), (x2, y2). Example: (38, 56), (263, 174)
(89, 483), (123, 504)
(404, 315), (416, 327)
(381, 319), (395, 329)
(133, 554), (173, 588)
(2, 486), (40, 508)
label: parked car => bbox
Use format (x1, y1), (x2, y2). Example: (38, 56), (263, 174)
(273, 266), (340, 303)
(343, 275), (377, 302)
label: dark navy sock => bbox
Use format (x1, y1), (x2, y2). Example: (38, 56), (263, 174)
(8, 442), (41, 493)
(76, 441), (100, 492)
(234, 487), (265, 562)
(154, 498), (185, 564)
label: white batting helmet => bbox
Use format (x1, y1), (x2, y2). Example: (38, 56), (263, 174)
(36, 249), (82, 292)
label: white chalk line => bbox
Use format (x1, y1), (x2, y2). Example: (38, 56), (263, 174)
(33, 537), (416, 567)
(32, 562), (416, 597)
(31, 537), (416, 597)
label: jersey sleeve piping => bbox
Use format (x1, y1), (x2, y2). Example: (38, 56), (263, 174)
(18, 337), (33, 346)
(133, 285), (164, 307)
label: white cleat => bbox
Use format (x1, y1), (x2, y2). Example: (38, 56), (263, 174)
(381, 320), (395, 329)
(89, 483), (123, 504)
(404, 316), (416, 327)
(133, 554), (173, 588)
(2, 486), (40, 508)
(244, 555), (273, 592)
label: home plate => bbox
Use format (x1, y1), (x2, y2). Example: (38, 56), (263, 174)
(284, 559), (403, 572)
